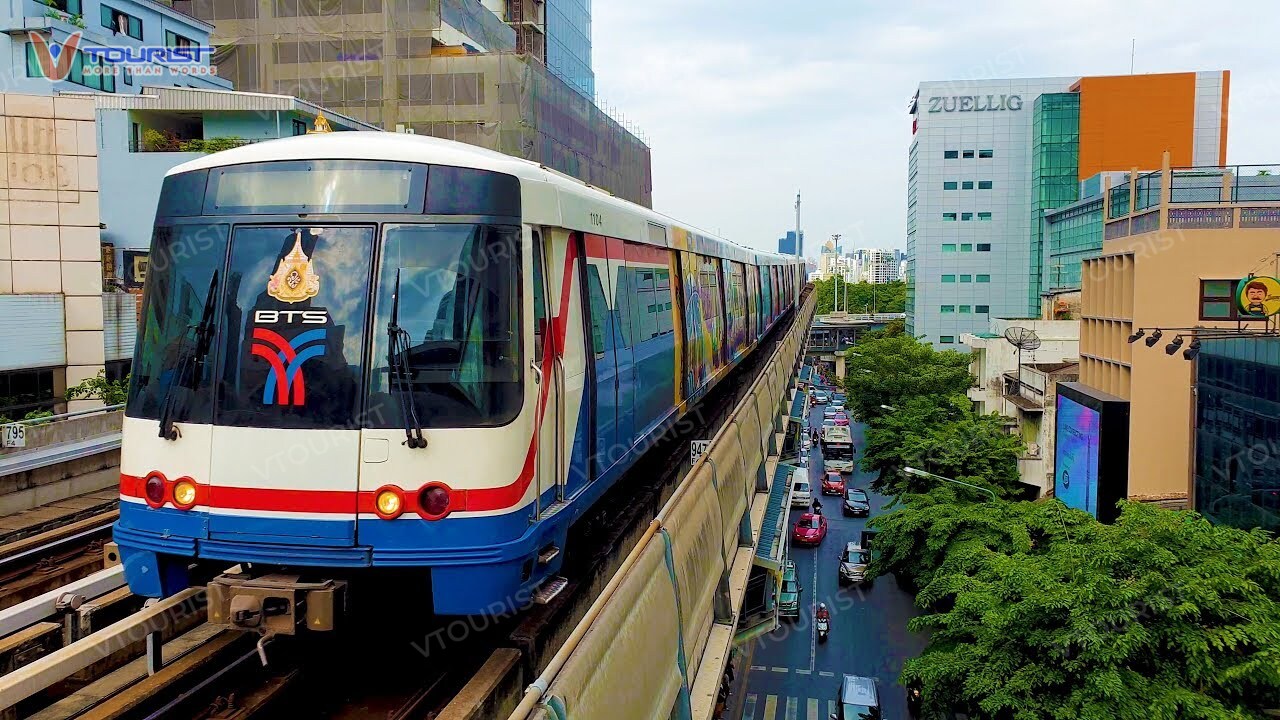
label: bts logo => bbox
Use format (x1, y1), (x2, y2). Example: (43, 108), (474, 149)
(250, 328), (327, 406)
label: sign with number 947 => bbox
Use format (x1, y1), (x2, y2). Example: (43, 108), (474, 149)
(2, 423), (26, 448)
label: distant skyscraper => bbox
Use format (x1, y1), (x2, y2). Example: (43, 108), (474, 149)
(778, 230), (803, 255)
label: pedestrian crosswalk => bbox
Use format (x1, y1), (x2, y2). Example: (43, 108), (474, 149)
(742, 693), (837, 720)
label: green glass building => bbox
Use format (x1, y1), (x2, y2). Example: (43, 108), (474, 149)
(1029, 93), (1081, 312)
(1043, 195), (1103, 291)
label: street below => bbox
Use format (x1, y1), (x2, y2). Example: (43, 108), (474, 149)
(733, 403), (929, 719)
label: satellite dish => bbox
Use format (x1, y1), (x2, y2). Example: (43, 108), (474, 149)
(1003, 326), (1042, 351)
(1003, 326), (1041, 382)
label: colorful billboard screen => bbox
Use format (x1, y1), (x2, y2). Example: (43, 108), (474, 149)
(1055, 394), (1101, 516)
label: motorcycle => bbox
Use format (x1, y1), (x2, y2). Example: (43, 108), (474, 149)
(816, 615), (829, 642)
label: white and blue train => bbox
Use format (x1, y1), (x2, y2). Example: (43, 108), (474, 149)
(114, 132), (804, 618)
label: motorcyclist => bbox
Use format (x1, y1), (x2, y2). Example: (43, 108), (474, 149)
(906, 680), (922, 717)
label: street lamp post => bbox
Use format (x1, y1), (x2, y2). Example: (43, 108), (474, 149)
(902, 466), (997, 500)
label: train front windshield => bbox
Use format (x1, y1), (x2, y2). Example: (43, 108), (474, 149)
(127, 160), (523, 431)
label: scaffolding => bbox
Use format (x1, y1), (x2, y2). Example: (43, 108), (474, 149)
(173, 0), (652, 206)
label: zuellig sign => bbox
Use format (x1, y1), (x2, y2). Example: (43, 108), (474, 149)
(926, 94), (1023, 113)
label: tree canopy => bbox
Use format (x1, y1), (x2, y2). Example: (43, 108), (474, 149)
(813, 278), (905, 315)
(899, 501), (1280, 719)
(841, 334), (974, 423)
(860, 396), (1025, 499)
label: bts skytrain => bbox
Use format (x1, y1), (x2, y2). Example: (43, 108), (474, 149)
(113, 132), (804, 618)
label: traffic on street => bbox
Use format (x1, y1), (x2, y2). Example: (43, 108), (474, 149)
(732, 395), (929, 719)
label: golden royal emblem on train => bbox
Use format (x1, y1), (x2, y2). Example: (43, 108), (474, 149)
(267, 232), (320, 304)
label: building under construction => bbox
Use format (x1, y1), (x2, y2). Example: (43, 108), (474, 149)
(172, 0), (652, 206)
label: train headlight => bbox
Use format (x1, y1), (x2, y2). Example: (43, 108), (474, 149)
(144, 473), (166, 507)
(374, 486), (404, 520)
(420, 485), (451, 520)
(172, 479), (197, 509)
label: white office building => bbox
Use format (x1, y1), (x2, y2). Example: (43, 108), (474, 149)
(906, 77), (1075, 348)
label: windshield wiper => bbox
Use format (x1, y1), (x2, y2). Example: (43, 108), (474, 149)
(158, 270), (219, 441)
(387, 269), (427, 449)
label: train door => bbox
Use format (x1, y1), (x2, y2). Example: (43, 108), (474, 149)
(583, 234), (621, 480)
(607, 239), (637, 453)
(531, 228), (563, 508)
(209, 225), (374, 545)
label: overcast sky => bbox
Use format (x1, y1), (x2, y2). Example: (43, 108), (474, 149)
(592, 0), (1274, 258)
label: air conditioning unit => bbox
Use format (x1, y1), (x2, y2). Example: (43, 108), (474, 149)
(1026, 443), (1041, 458)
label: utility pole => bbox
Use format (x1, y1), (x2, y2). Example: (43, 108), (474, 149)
(831, 233), (843, 311)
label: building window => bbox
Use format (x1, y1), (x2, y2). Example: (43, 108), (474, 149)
(962, 150), (975, 159)
(941, 305), (956, 313)
(944, 150), (959, 159)
(976, 274), (990, 283)
(1200, 279), (1263, 320)
(976, 305), (990, 313)
(122, 65), (132, 85)
(962, 181), (974, 190)
(0, 367), (60, 419)
(292, 119), (308, 135)
(941, 244), (957, 253)
(977, 212), (992, 221)
(942, 212), (957, 221)
(960, 274), (972, 283)
(978, 149), (993, 158)
(939, 335), (955, 344)
(101, 5), (143, 40)
(976, 243), (991, 251)
(165, 31), (195, 48)
(942, 274), (956, 283)
(961, 212), (973, 221)
(959, 305), (971, 314)
(979, 180), (993, 189)
(961, 243), (973, 252)
(943, 181), (958, 190)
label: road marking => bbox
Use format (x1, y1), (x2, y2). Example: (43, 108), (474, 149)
(795, 669), (811, 675)
(810, 553), (818, 672)
(785, 696), (798, 720)
(751, 665), (767, 671)
(807, 698), (819, 720)
(771, 666), (788, 673)
(763, 694), (777, 720)
(818, 670), (835, 677)
(743, 693), (757, 720)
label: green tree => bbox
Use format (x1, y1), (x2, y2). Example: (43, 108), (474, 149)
(813, 278), (906, 315)
(902, 501), (1280, 719)
(65, 370), (130, 406)
(855, 317), (905, 343)
(842, 334), (973, 422)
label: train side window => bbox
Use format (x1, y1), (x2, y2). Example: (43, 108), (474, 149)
(532, 230), (546, 363)
(585, 265), (608, 356)
(654, 268), (673, 334)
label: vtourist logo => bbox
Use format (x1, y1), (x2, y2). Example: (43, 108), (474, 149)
(27, 31), (82, 82)
(26, 31), (219, 81)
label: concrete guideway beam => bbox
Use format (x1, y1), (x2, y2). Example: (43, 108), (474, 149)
(0, 587), (204, 710)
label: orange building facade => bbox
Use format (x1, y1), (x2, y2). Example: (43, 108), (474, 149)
(1073, 72), (1229, 179)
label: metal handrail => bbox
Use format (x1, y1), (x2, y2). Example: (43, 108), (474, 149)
(8, 404), (124, 426)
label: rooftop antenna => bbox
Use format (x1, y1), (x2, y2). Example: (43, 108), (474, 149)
(1130, 39), (1135, 74)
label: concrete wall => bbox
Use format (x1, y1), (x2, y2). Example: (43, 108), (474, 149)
(963, 318), (1080, 413)
(0, 93), (105, 411)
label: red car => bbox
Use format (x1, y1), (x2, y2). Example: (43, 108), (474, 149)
(792, 513), (828, 546)
(821, 472), (845, 495)
(833, 414), (850, 427)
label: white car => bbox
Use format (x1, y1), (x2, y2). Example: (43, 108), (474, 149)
(824, 407), (838, 418)
(791, 477), (813, 508)
(830, 403), (845, 413)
